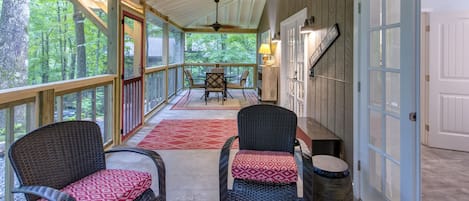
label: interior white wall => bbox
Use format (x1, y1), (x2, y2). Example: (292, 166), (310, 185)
(422, 0), (469, 12)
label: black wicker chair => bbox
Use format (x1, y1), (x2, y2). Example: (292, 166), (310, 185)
(219, 104), (314, 201)
(8, 121), (165, 201)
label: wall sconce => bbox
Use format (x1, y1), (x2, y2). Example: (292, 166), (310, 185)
(272, 32), (281, 43)
(258, 43), (272, 65)
(300, 16), (315, 34)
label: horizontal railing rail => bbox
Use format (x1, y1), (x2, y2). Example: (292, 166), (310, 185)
(0, 75), (116, 108)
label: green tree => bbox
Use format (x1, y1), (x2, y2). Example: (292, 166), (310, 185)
(0, 0), (30, 89)
(185, 33), (256, 63)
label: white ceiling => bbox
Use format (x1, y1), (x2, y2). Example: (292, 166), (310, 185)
(422, 0), (469, 12)
(144, 0), (266, 31)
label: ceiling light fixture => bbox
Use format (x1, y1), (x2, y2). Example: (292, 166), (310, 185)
(300, 16), (315, 34)
(272, 32), (281, 43)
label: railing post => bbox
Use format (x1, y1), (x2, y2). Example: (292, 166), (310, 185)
(38, 89), (55, 126)
(4, 108), (14, 201)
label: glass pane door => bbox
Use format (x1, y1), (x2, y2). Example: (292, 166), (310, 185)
(358, 0), (419, 200)
(281, 9), (306, 117)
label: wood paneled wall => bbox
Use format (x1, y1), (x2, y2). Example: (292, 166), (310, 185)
(258, 0), (354, 166)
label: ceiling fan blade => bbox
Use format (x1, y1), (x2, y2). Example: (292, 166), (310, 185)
(219, 24), (240, 29)
(198, 0), (241, 31)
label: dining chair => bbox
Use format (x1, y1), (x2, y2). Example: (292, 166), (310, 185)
(9, 121), (166, 201)
(226, 70), (249, 99)
(219, 104), (314, 201)
(184, 69), (205, 99)
(205, 72), (226, 105)
(210, 67), (225, 73)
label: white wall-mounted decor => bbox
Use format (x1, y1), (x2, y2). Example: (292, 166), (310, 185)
(308, 23), (340, 77)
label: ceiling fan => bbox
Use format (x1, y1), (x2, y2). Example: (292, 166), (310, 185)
(202, 0), (239, 31)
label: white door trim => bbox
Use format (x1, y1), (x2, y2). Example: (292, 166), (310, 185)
(420, 12), (430, 145)
(353, 0), (361, 198)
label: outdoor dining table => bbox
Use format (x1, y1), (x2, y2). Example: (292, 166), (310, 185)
(197, 72), (238, 99)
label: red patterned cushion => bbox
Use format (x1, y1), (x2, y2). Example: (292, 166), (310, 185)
(39, 169), (151, 201)
(231, 150), (298, 183)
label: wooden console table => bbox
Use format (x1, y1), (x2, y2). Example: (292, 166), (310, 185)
(296, 117), (342, 158)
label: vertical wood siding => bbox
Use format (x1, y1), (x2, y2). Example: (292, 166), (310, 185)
(258, 0), (354, 166)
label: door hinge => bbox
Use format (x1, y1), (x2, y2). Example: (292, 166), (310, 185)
(358, 81), (361, 92)
(425, 75), (430, 82)
(357, 160), (361, 171)
(358, 2), (361, 14)
(409, 112), (417, 122)
(120, 129), (123, 134)
(121, 19), (124, 24)
(426, 25), (430, 32)
(121, 75), (124, 80)
(425, 124), (429, 132)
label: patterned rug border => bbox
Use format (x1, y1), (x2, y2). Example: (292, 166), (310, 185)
(170, 90), (258, 110)
(137, 119), (239, 150)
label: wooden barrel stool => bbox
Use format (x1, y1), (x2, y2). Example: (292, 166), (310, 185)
(312, 155), (353, 201)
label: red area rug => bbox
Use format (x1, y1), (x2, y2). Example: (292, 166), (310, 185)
(171, 90), (258, 110)
(137, 119), (239, 150)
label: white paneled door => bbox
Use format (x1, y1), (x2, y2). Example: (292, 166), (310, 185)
(280, 8), (307, 117)
(357, 0), (419, 200)
(428, 11), (469, 152)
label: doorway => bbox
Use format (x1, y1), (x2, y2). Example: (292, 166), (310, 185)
(280, 8), (307, 117)
(420, 0), (469, 200)
(421, 9), (469, 152)
(121, 11), (144, 140)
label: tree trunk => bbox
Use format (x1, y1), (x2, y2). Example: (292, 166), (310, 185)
(0, 0), (30, 89)
(57, 0), (67, 80)
(68, 38), (76, 79)
(73, 5), (86, 78)
(41, 32), (50, 83)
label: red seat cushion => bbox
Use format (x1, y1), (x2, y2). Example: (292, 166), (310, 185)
(39, 169), (151, 201)
(231, 150), (298, 183)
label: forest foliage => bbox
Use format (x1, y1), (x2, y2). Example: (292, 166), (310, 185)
(185, 33), (256, 64)
(0, 0), (108, 90)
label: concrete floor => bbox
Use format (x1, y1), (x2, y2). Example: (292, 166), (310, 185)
(107, 91), (308, 201)
(107, 90), (469, 201)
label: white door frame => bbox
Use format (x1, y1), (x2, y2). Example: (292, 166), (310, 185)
(280, 8), (307, 117)
(353, 0), (421, 200)
(427, 11), (469, 152)
(420, 12), (430, 145)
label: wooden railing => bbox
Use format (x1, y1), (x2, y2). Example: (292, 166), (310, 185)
(143, 64), (184, 116)
(0, 74), (116, 201)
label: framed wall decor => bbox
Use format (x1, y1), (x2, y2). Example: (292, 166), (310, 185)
(309, 23), (340, 77)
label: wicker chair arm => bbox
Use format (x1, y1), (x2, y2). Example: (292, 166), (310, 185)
(219, 135), (239, 201)
(105, 147), (166, 201)
(13, 185), (76, 201)
(295, 138), (314, 201)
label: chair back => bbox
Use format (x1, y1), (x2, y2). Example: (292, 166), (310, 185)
(184, 69), (195, 86)
(9, 121), (106, 200)
(210, 67), (224, 73)
(205, 72), (225, 90)
(239, 70), (249, 86)
(237, 104), (297, 154)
